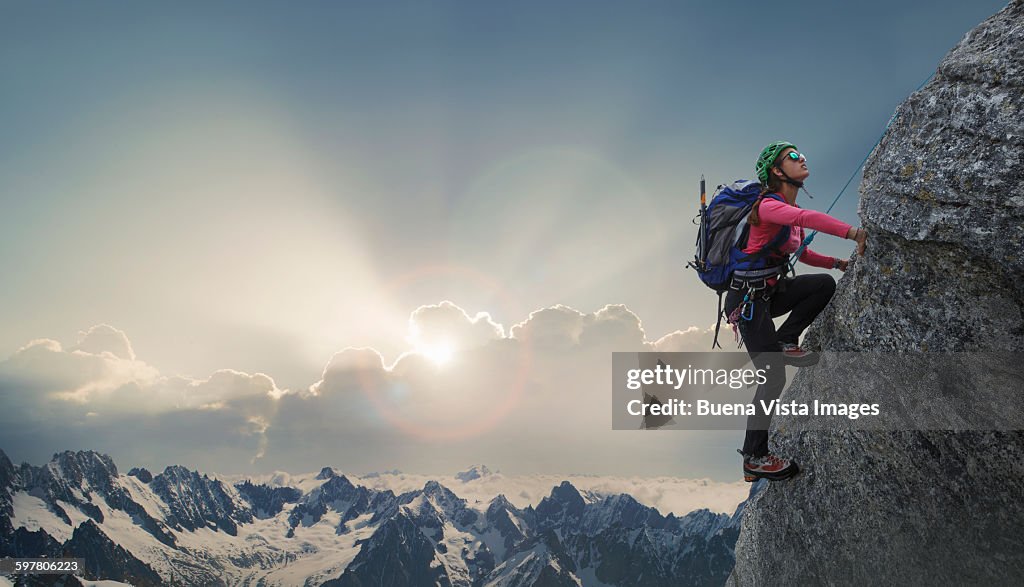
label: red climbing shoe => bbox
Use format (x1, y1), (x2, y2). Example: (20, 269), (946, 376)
(740, 450), (800, 482)
(780, 343), (820, 367)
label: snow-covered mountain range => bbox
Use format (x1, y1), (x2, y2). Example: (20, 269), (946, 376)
(0, 450), (760, 586)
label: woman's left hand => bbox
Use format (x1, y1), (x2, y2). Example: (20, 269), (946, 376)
(855, 228), (868, 256)
(836, 259), (849, 272)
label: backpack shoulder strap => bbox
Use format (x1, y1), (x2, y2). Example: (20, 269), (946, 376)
(737, 193), (792, 263)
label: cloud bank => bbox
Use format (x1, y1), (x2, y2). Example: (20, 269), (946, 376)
(0, 305), (725, 483)
(230, 467), (748, 515)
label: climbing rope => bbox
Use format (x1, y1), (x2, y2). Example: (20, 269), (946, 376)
(789, 71), (936, 271)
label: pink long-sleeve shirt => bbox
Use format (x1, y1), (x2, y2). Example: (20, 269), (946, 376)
(744, 195), (852, 271)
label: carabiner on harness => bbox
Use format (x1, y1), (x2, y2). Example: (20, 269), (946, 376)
(740, 292), (754, 321)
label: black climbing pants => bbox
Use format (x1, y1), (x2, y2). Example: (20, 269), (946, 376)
(723, 273), (836, 457)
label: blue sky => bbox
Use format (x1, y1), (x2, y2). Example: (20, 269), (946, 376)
(0, 0), (1010, 479)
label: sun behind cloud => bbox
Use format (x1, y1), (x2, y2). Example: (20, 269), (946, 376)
(416, 339), (454, 367)
(405, 300), (505, 367)
(0, 303), (721, 473)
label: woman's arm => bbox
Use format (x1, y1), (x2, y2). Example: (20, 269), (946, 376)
(798, 247), (837, 269)
(759, 199), (852, 238)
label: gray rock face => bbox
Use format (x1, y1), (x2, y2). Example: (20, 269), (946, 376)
(149, 465), (253, 536)
(730, 1), (1024, 585)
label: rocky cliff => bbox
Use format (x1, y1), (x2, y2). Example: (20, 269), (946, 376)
(730, 1), (1024, 584)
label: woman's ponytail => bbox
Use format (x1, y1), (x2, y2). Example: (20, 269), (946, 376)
(749, 194), (765, 226)
(750, 167), (783, 226)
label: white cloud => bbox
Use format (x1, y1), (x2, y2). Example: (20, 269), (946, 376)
(407, 300), (505, 353)
(509, 305), (587, 350)
(232, 467), (749, 516)
(1, 334), (159, 403)
(70, 324), (136, 361)
(352, 471), (749, 516)
(652, 325), (720, 352)
(578, 304), (648, 349)
(0, 305), (736, 481)
(187, 369), (282, 405)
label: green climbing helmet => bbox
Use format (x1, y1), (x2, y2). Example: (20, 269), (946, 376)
(755, 141), (798, 185)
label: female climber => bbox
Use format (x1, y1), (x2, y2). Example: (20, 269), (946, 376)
(726, 141), (868, 482)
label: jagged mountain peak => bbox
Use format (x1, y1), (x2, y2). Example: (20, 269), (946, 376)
(149, 464), (252, 536)
(49, 450), (119, 483)
(418, 479), (465, 506)
(455, 464), (496, 482)
(487, 529), (579, 587)
(589, 492), (661, 528)
(298, 473), (363, 510)
(535, 480), (585, 515)
(2, 452), (751, 586)
(596, 491), (640, 509)
(532, 481), (588, 534)
(318, 473), (356, 492)
(156, 463), (193, 480)
(66, 520), (162, 586)
(285, 472), (370, 533)
(550, 480), (583, 501)
(316, 466), (338, 480)
(417, 480), (467, 513)
(393, 481), (478, 530)
(487, 493), (514, 511)
(422, 478), (451, 493)
(0, 449), (16, 490)
(126, 467), (152, 483)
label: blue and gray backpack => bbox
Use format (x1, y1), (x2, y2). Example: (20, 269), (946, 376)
(688, 179), (791, 347)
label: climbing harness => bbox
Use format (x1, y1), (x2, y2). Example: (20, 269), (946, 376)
(723, 270), (784, 348)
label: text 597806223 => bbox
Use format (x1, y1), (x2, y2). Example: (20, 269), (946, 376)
(0, 558), (84, 575)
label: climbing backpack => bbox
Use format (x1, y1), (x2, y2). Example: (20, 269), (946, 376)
(687, 179), (791, 347)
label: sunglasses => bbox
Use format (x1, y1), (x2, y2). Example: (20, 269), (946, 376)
(783, 151), (807, 163)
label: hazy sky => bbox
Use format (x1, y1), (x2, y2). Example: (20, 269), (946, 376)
(0, 0), (1010, 481)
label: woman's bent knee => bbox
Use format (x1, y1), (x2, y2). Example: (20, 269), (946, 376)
(826, 273), (836, 291)
(816, 273), (836, 297)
